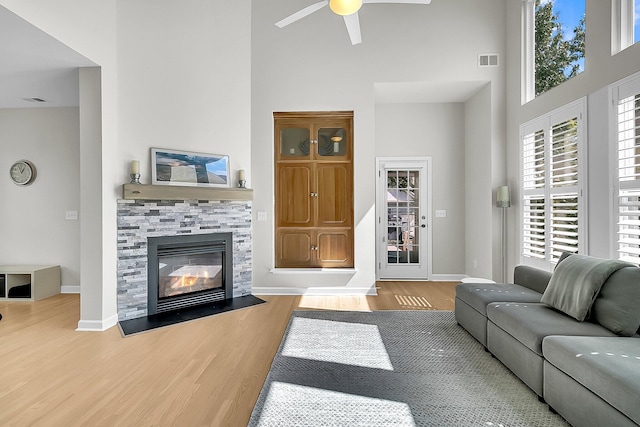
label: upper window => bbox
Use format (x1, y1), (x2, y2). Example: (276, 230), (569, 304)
(612, 0), (640, 54)
(520, 99), (586, 270)
(612, 73), (640, 263)
(523, 0), (586, 101)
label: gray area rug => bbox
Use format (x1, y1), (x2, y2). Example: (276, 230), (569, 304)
(248, 310), (569, 427)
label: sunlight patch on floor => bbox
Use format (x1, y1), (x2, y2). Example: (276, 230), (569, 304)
(256, 382), (416, 427)
(297, 295), (372, 312)
(394, 294), (432, 309)
(281, 317), (394, 370)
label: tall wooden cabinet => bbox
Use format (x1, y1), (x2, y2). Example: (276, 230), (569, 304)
(274, 112), (354, 268)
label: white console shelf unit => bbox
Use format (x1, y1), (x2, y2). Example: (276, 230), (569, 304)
(0, 265), (61, 301)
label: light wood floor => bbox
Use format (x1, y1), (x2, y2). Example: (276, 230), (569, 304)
(0, 281), (456, 426)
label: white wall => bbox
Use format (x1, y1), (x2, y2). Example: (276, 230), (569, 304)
(0, 108), (80, 286)
(464, 84), (494, 280)
(251, 0), (507, 292)
(375, 103), (466, 275)
(505, 0), (640, 271)
(116, 0), (252, 186)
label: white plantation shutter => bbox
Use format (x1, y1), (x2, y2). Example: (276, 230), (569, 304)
(522, 196), (546, 259)
(520, 99), (585, 269)
(549, 118), (580, 260)
(614, 76), (640, 263)
(522, 129), (546, 260)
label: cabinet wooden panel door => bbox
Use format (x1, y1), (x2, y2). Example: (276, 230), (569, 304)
(316, 229), (353, 267)
(316, 163), (352, 227)
(276, 229), (313, 267)
(274, 111), (354, 268)
(276, 229), (353, 268)
(276, 163), (313, 227)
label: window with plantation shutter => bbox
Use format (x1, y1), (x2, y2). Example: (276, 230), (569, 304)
(613, 75), (640, 264)
(520, 99), (586, 270)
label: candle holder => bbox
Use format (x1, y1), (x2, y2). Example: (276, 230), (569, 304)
(239, 180), (246, 189)
(129, 173), (141, 184)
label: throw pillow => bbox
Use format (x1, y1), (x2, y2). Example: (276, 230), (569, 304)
(554, 250), (574, 270)
(541, 255), (632, 321)
(591, 267), (640, 336)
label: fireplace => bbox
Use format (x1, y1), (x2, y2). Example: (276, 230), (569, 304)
(147, 232), (233, 315)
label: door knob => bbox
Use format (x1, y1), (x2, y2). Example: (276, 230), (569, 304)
(421, 224), (426, 228)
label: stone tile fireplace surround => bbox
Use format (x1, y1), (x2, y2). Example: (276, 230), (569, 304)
(117, 198), (251, 321)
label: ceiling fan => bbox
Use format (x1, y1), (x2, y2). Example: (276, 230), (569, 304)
(275, 0), (432, 45)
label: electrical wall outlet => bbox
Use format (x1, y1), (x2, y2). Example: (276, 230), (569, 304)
(257, 211), (267, 221)
(66, 211), (78, 220)
(435, 210), (446, 218)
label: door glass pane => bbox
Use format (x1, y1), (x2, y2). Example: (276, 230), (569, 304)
(387, 171), (398, 189)
(281, 127), (310, 157)
(386, 169), (420, 265)
(398, 171), (408, 188)
(408, 170), (418, 189)
(318, 127), (347, 157)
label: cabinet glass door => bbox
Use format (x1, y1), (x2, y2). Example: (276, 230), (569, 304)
(280, 127), (310, 158)
(317, 127), (348, 158)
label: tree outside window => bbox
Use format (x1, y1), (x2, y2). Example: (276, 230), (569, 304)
(534, 0), (585, 96)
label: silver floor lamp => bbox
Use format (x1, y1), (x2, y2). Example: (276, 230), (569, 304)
(497, 186), (511, 283)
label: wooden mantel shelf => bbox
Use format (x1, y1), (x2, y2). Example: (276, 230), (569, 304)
(122, 184), (253, 201)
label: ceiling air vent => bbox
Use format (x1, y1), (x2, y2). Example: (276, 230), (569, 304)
(22, 97), (47, 103)
(478, 54), (499, 68)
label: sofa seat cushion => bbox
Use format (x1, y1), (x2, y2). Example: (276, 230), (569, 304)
(455, 283), (542, 316)
(543, 336), (640, 425)
(486, 303), (616, 356)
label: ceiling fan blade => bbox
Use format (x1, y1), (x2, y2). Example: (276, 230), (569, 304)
(275, 1), (329, 28)
(343, 13), (362, 45)
(362, 0), (431, 4)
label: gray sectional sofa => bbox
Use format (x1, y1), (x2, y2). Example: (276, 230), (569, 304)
(455, 254), (640, 427)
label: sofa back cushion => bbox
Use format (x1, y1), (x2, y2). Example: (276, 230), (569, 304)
(591, 266), (640, 336)
(541, 255), (632, 321)
(513, 265), (552, 294)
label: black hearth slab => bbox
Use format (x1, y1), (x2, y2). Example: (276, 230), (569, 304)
(118, 295), (266, 336)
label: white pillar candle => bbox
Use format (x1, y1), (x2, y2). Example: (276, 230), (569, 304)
(131, 160), (140, 174)
(238, 169), (246, 181)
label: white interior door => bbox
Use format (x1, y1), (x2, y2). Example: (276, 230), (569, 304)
(376, 158), (432, 280)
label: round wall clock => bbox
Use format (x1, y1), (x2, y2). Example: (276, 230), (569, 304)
(9, 160), (36, 186)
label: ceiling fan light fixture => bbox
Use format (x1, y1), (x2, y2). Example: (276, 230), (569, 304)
(329, 0), (362, 16)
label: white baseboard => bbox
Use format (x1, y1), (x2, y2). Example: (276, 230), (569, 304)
(61, 285), (81, 294)
(253, 286), (377, 296)
(269, 268), (357, 275)
(431, 274), (466, 282)
(76, 313), (119, 332)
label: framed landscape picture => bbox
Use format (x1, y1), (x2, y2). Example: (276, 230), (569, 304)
(151, 148), (229, 188)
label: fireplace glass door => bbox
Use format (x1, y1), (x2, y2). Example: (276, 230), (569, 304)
(157, 248), (223, 300)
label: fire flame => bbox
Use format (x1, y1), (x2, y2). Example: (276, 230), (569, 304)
(171, 275), (198, 289)
(169, 269), (211, 289)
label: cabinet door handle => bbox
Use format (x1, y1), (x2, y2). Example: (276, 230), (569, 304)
(310, 245), (318, 251)
(310, 192), (318, 197)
